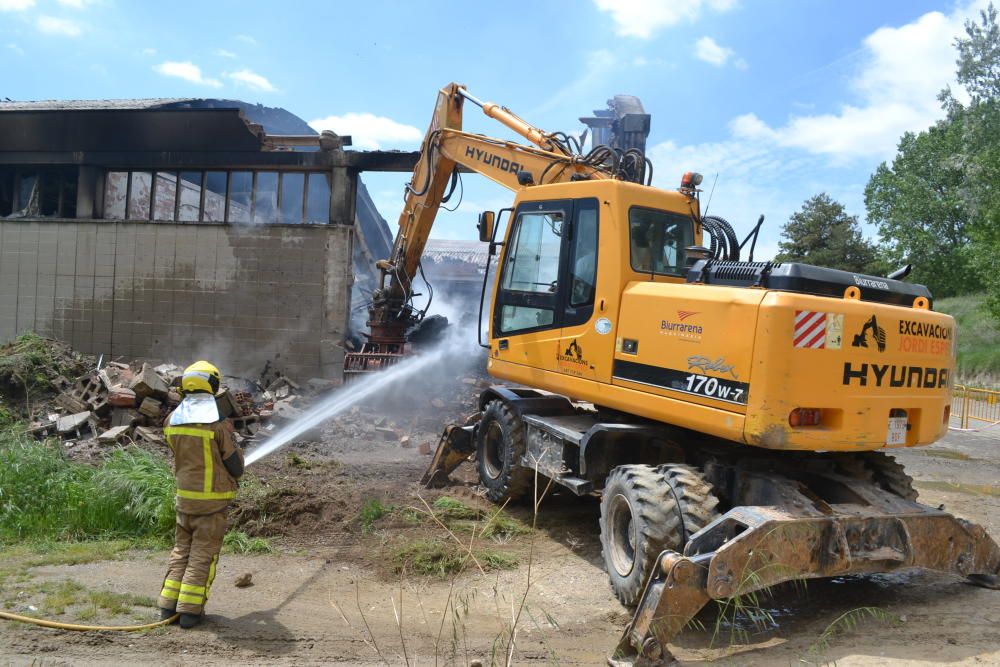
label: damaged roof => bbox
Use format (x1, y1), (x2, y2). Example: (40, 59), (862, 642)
(0, 98), (199, 111)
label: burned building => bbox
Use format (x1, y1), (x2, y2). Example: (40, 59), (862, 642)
(0, 98), (415, 379)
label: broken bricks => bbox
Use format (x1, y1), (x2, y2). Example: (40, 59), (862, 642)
(111, 407), (141, 428)
(138, 396), (163, 419)
(98, 425), (133, 445)
(108, 387), (137, 408)
(129, 363), (169, 400)
(56, 411), (98, 438)
(55, 374), (108, 415)
(215, 389), (241, 419)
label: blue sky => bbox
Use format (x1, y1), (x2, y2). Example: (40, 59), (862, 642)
(0, 0), (986, 259)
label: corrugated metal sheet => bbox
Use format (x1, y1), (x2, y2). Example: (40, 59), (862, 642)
(0, 98), (198, 111)
(423, 239), (489, 265)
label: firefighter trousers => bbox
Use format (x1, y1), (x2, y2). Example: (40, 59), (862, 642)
(158, 510), (228, 615)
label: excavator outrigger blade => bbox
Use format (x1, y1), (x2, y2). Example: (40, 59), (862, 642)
(611, 479), (1000, 666)
(420, 423), (477, 488)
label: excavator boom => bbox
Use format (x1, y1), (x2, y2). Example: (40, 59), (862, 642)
(346, 83), (622, 374)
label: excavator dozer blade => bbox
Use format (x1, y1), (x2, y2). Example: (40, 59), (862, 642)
(611, 501), (1000, 666)
(420, 424), (476, 488)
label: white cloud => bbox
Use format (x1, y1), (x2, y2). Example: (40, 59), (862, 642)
(37, 16), (83, 36)
(235, 34), (257, 45)
(695, 36), (735, 66)
(153, 61), (222, 88)
(57, 0), (92, 8)
(535, 48), (617, 114)
(141, 47), (156, 56)
(216, 49), (237, 59)
(308, 113), (422, 150)
(735, 2), (985, 160)
(226, 69), (276, 92)
(593, 0), (737, 39)
(0, 0), (34, 11)
(7, 43), (24, 55)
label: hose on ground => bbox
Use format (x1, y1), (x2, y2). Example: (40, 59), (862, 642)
(0, 609), (179, 631)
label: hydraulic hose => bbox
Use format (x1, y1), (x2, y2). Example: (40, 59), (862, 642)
(0, 609), (179, 631)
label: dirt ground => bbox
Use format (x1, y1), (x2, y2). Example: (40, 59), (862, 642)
(2, 367), (1000, 665)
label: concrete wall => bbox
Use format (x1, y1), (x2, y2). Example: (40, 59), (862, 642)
(0, 220), (353, 380)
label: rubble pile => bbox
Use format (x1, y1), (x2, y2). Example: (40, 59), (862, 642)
(26, 359), (331, 457)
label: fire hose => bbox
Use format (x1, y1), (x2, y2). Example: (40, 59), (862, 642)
(0, 609), (178, 631)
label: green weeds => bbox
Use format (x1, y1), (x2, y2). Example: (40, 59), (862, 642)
(0, 429), (175, 541)
(430, 496), (529, 540)
(359, 498), (390, 533)
(391, 539), (518, 577)
(223, 530), (273, 554)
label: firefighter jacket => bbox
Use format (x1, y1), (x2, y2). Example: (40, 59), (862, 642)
(163, 415), (243, 515)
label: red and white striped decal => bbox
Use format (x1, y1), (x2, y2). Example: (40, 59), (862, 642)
(794, 310), (828, 349)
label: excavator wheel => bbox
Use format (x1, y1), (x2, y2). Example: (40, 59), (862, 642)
(476, 400), (533, 503)
(862, 451), (918, 501)
(599, 463), (719, 607)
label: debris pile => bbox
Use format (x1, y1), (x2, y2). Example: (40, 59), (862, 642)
(24, 357), (333, 457)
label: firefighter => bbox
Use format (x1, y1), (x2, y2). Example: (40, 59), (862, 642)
(157, 361), (244, 629)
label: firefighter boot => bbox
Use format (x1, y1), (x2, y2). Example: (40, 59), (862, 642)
(179, 613), (203, 629)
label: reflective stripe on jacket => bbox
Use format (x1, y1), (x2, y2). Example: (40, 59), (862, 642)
(163, 420), (241, 515)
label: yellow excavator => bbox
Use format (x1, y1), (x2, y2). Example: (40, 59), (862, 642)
(347, 83), (1000, 665)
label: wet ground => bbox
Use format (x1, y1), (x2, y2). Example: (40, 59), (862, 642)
(2, 394), (999, 665)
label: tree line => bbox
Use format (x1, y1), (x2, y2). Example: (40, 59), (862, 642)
(775, 5), (999, 321)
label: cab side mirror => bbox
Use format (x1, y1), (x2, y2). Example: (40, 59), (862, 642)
(478, 210), (495, 243)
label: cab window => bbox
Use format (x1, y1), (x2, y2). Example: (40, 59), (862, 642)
(568, 200), (598, 307)
(629, 207), (694, 276)
(497, 208), (564, 334)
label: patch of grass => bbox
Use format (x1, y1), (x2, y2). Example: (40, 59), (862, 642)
(359, 498), (389, 533)
(86, 589), (158, 615)
(430, 496), (529, 540)
(478, 549), (519, 570)
(1, 539), (159, 567)
(432, 496), (479, 520)
(937, 294), (1000, 383)
(480, 512), (530, 541)
(0, 429), (175, 542)
(38, 579), (87, 615)
(223, 530), (273, 554)
(287, 453), (312, 469)
(391, 539), (518, 577)
(17, 578), (158, 619)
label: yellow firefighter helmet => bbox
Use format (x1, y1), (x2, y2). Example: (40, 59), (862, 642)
(181, 360), (221, 395)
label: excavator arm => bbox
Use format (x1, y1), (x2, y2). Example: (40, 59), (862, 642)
(349, 83), (616, 372)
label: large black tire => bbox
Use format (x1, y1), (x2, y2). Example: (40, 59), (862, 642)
(599, 464), (719, 606)
(476, 400), (533, 503)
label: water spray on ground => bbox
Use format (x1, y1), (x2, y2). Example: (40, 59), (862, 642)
(244, 344), (451, 466)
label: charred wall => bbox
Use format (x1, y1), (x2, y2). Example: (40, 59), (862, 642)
(0, 220), (352, 380)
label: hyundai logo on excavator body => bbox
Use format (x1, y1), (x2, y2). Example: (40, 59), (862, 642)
(464, 145), (523, 175)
